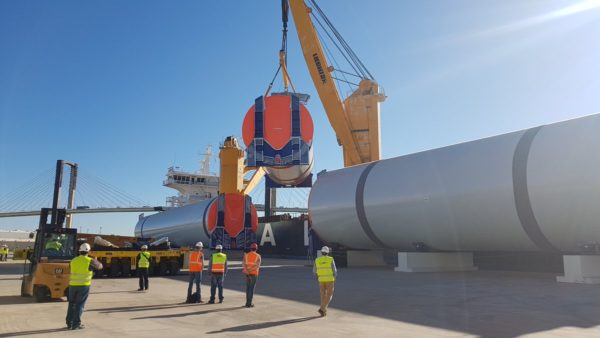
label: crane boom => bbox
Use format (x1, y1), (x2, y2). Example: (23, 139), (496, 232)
(288, 0), (385, 167)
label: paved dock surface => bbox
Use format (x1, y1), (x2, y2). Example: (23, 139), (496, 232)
(2, 259), (600, 337)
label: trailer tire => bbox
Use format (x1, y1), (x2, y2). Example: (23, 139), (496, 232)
(158, 261), (168, 276)
(33, 285), (50, 302)
(168, 260), (179, 276)
(121, 260), (132, 277)
(109, 259), (121, 277)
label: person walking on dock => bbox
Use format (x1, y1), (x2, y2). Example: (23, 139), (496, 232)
(242, 243), (261, 308)
(186, 241), (204, 303)
(208, 244), (227, 304)
(314, 246), (337, 317)
(66, 243), (103, 330)
(137, 245), (151, 291)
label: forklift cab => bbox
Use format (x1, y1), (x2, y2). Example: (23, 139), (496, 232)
(22, 208), (78, 302)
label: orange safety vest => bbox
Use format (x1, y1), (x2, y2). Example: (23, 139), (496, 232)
(189, 251), (204, 272)
(243, 252), (261, 276)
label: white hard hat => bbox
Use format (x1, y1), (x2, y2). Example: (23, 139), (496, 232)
(141, 245), (148, 250)
(321, 246), (330, 254)
(79, 243), (91, 252)
(195, 242), (203, 248)
(215, 244), (223, 250)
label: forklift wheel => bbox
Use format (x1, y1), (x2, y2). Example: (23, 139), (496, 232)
(33, 285), (50, 302)
(20, 280), (29, 297)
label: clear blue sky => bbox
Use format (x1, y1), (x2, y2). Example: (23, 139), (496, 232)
(1, 0), (599, 235)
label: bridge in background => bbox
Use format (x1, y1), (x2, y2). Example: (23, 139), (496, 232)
(0, 164), (309, 219)
(0, 204), (308, 218)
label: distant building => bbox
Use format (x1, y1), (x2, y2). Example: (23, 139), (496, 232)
(0, 229), (35, 250)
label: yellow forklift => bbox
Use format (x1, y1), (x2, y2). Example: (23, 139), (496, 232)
(21, 208), (78, 301)
(21, 160), (79, 302)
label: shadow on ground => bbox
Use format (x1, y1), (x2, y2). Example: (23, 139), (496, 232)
(0, 295), (34, 305)
(88, 302), (198, 313)
(0, 327), (68, 337)
(131, 305), (245, 320)
(206, 315), (321, 334)
(164, 265), (600, 338)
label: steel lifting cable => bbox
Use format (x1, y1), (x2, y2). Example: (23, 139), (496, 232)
(309, 0), (374, 80)
(310, 11), (363, 81)
(315, 25), (354, 95)
(265, 0), (296, 97)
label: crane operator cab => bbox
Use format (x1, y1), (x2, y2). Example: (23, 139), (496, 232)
(21, 208), (78, 302)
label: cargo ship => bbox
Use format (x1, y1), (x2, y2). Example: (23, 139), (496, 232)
(135, 147), (312, 257)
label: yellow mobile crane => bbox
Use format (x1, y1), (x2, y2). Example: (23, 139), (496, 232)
(287, 0), (386, 167)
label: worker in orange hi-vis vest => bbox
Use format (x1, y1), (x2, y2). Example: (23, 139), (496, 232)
(186, 242), (204, 303)
(242, 243), (262, 308)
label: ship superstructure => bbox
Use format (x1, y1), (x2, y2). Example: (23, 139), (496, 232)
(164, 146), (219, 207)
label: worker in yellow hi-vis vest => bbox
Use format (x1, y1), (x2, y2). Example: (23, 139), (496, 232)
(0, 245), (8, 261)
(137, 245), (151, 291)
(208, 244), (228, 304)
(66, 243), (103, 330)
(314, 246), (337, 317)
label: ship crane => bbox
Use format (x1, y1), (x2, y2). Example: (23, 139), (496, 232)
(287, 0), (386, 167)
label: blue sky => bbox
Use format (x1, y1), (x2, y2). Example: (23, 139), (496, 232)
(1, 0), (599, 235)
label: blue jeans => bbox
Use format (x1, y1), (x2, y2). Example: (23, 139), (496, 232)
(187, 272), (202, 298)
(245, 275), (257, 306)
(138, 268), (149, 290)
(66, 285), (90, 328)
(210, 274), (224, 301)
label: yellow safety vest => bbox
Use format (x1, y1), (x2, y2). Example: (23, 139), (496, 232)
(139, 252), (151, 268)
(315, 256), (335, 282)
(211, 252), (227, 273)
(70, 255), (93, 286)
(45, 241), (62, 251)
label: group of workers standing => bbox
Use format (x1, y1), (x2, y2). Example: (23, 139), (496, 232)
(65, 241), (336, 330)
(185, 241), (260, 307)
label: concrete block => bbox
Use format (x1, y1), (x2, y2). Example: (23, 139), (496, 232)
(557, 255), (600, 284)
(347, 250), (386, 267)
(395, 252), (478, 272)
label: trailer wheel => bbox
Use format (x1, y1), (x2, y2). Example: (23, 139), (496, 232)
(109, 259), (121, 277)
(168, 260), (179, 276)
(121, 260), (132, 277)
(158, 261), (168, 276)
(33, 285), (50, 302)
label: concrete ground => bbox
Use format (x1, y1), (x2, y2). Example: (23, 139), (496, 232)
(2, 259), (600, 337)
